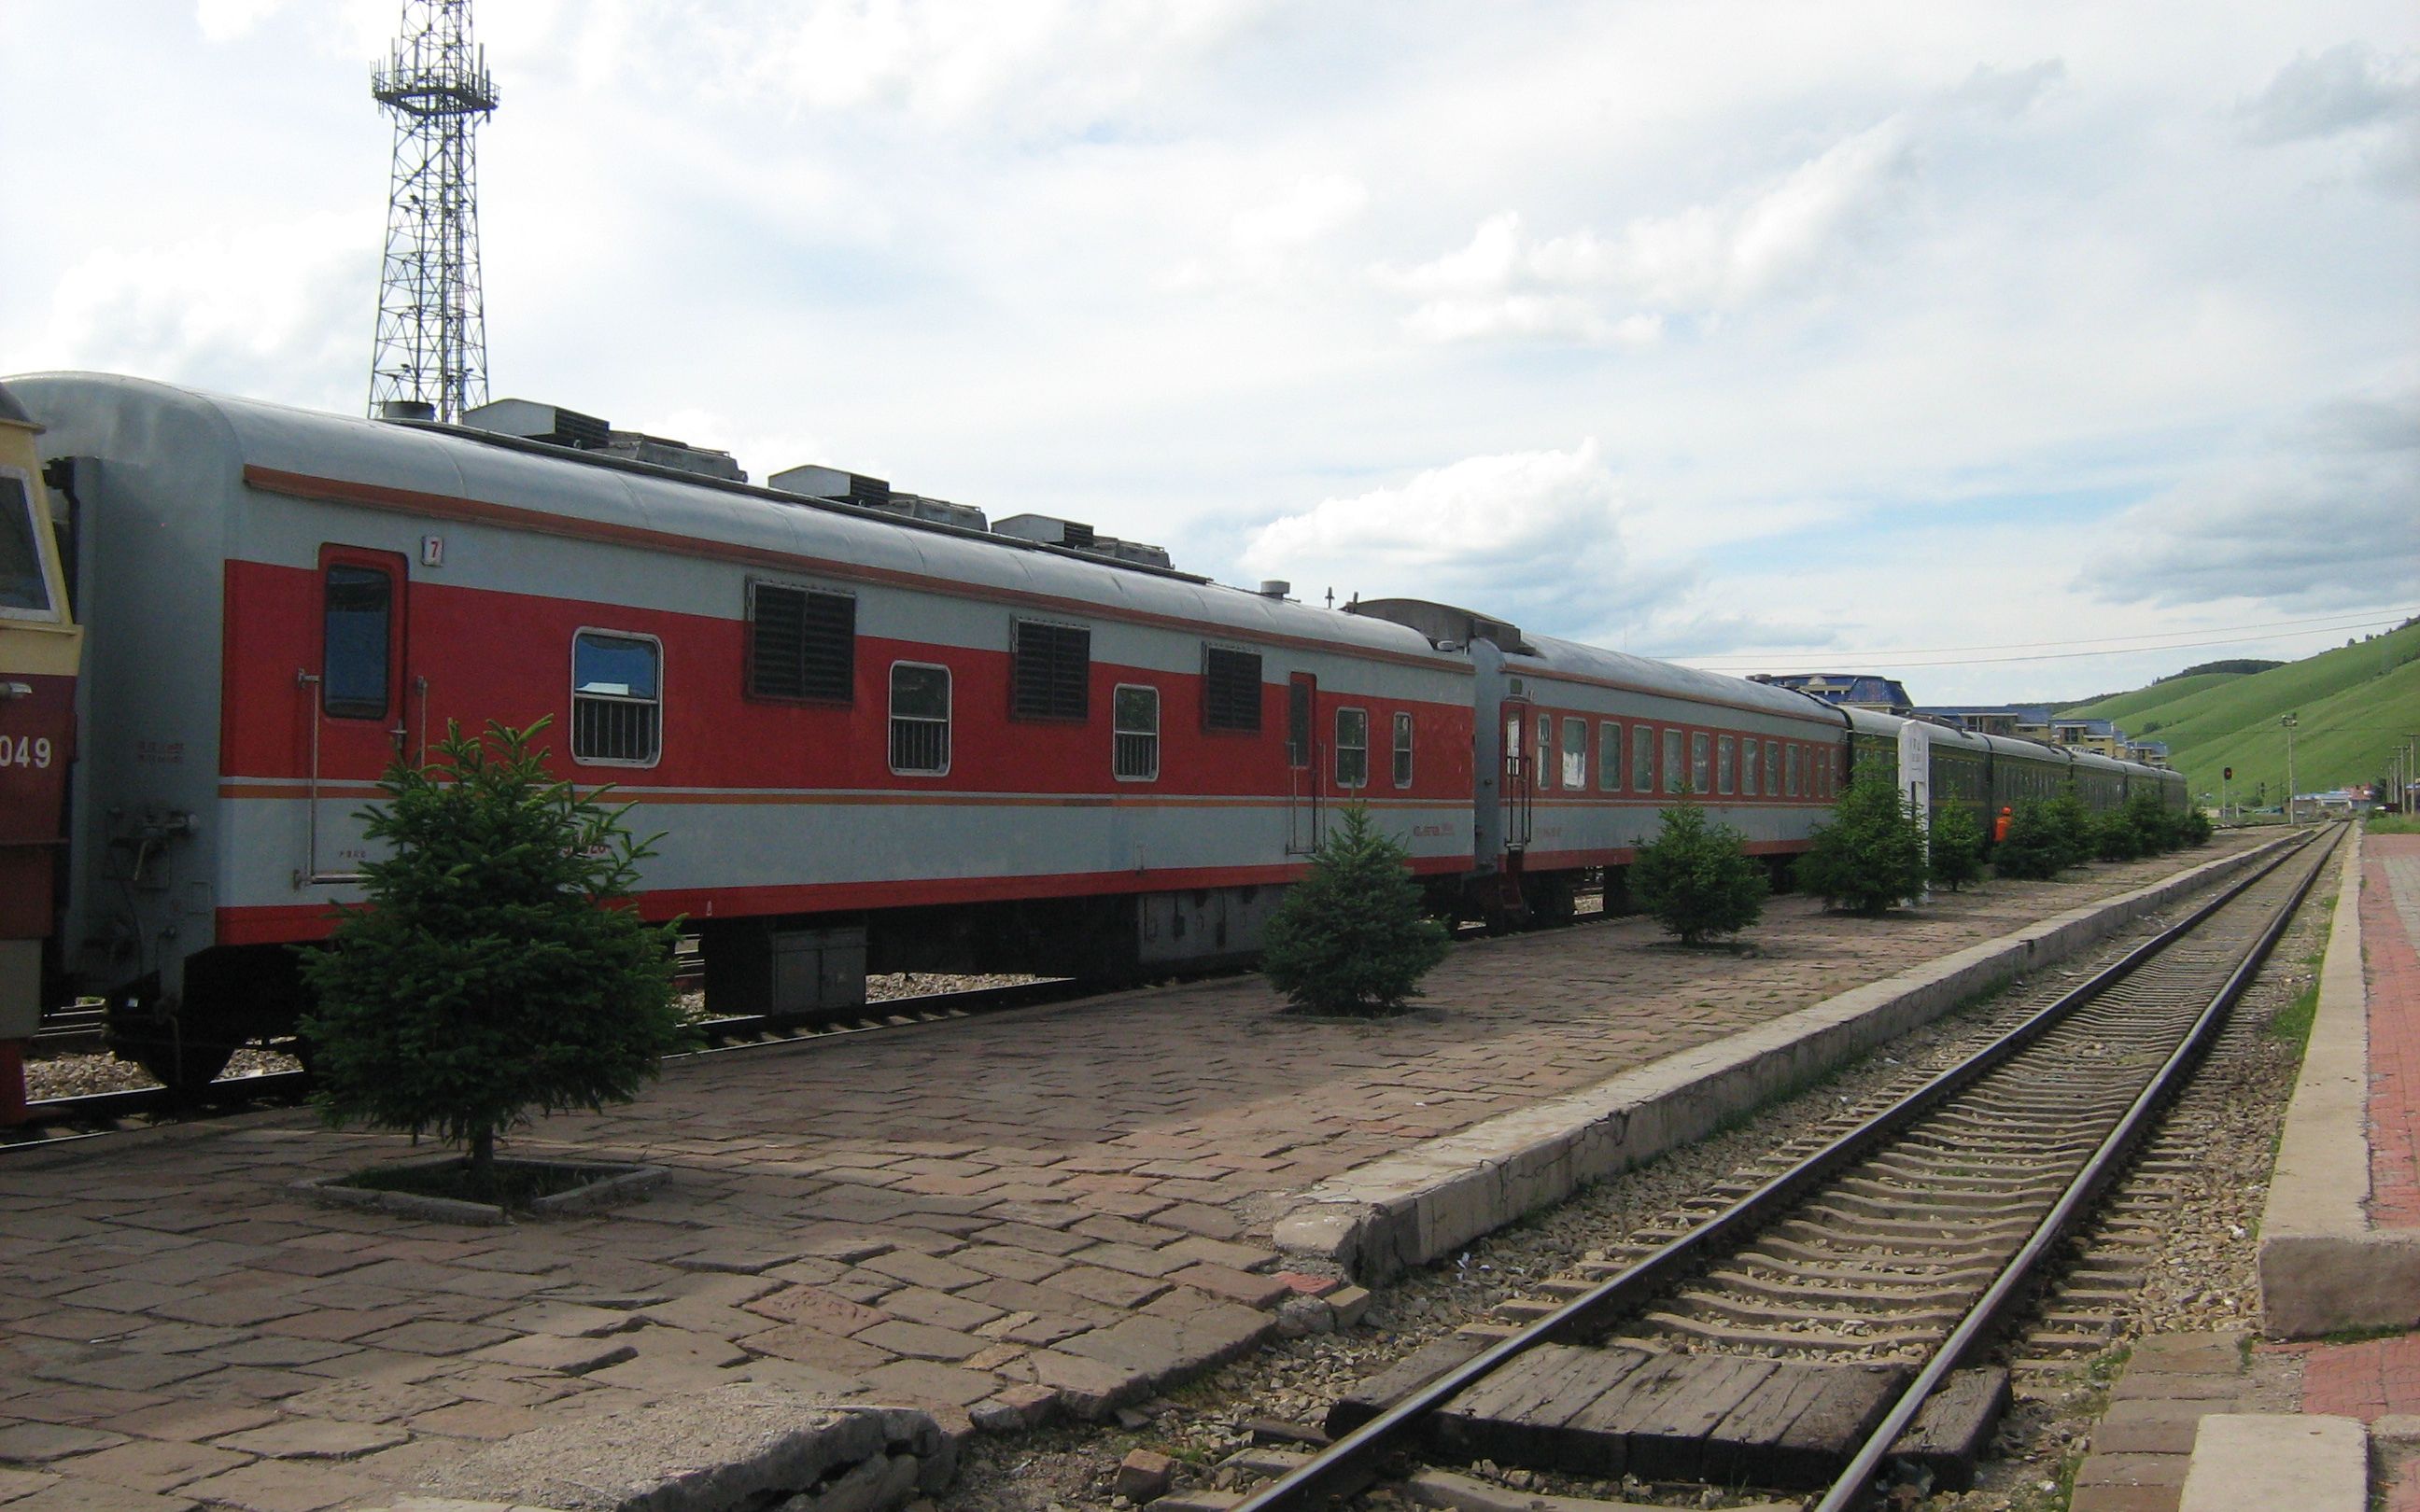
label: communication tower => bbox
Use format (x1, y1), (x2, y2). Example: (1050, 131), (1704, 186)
(367, 0), (499, 423)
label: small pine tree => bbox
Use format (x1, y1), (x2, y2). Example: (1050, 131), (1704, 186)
(2090, 806), (2145, 861)
(1795, 768), (1929, 915)
(1929, 802), (1986, 892)
(1260, 804), (1451, 1015)
(300, 720), (694, 1197)
(1993, 799), (2067, 879)
(2123, 790), (2176, 852)
(2043, 785), (2094, 871)
(1631, 803), (1767, 945)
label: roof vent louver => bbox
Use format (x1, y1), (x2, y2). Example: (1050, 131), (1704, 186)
(464, 398), (612, 450)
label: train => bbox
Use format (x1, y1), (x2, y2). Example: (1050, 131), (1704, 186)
(0, 371), (2186, 1092)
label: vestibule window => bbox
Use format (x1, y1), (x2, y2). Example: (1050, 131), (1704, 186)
(1114, 684), (1160, 780)
(889, 663), (950, 775)
(573, 630), (662, 765)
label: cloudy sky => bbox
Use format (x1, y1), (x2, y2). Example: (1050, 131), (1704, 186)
(5, 1), (2414, 705)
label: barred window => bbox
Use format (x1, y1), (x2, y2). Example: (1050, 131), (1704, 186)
(1561, 718), (1587, 791)
(1393, 711), (1414, 788)
(1691, 732), (1712, 794)
(889, 663), (950, 775)
(1632, 724), (1656, 792)
(1203, 646), (1261, 732)
(1113, 684), (1160, 781)
(1012, 621), (1090, 721)
(573, 630), (662, 766)
(1598, 721), (1621, 791)
(1718, 735), (1736, 795)
(1742, 735), (1760, 796)
(749, 581), (854, 703)
(1663, 727), (1684, 793)
(1335, 707), (1369, 789)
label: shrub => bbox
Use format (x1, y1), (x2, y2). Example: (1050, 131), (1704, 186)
(1993, 799), (2068, 880)
(1632, 803), (1767, 945)
(2091, 807), (2145, 861)
(2124, 790), (2178, 852)
(2176, 805), (2215, 846)
(1260, 804), (1451, 1015)
(2043, 786), (2094, 870)
(299, 720), (694, 1196)
(1795, 768), (1929, 915)
(1929, 803), (1987, 892)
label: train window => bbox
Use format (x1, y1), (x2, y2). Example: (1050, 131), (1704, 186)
(571, 630), (662, 766)
(1203, 646), (1262, 732)
(1113, 684), (1160, 781)
(1598, 721), (1620, 791)
(1561, 718), (1587, 790)
(1691, 732), (1711, 794)
(1537, 715), (1552, 781)
(1786, 744), (1802, 797)
(749, 581), (854, 703)
(1663, 728), (1683, 794)
(889, 663), (951, 775)
(1335, 707), (1369, 789)
(1766, 740), (1783, 796)
(1742, 736), (1760, 797)
(1633, 724), (1655, 792)
(1717, 735), (1736, 795)
(0, 473), (55, 617)
(322, 564), (392, 719)
(1012, 620), (1090, 721)
(1393, 711), (1414, 788)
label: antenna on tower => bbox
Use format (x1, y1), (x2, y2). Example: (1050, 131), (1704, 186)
(368, 0), (499, 424)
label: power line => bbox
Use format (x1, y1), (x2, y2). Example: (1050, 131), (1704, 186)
(1680, 610), (2413, 671)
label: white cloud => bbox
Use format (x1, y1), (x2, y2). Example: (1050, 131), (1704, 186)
(2238, 41), (2418, 143)
(1373, 116), (1916, 343)
(193, 0), (291, 43)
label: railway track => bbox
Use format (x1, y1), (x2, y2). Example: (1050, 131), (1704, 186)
(1237, 826), (2335, 1512)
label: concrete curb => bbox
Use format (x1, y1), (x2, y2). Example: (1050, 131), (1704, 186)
(2258, 826), (2420, 1337)
(2177, 1413), (2368, 1512)
(1275, 841), (2286, 1281)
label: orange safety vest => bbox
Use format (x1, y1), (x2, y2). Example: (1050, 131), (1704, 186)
(1993, 806), (2013, 843)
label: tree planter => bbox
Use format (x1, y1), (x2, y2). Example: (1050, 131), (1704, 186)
(291, 1156), (667, 1225)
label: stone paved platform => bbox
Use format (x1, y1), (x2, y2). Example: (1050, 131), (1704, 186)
(0, 838), (2266, 1512)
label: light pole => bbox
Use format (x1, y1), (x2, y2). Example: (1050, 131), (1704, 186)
(2281, 713), (2299, 825)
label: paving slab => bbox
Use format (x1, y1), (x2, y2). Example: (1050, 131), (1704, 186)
(0, 840), (2272, 1509)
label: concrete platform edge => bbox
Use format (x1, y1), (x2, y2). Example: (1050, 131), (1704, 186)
(2259, 825), (2420, 1337)
(2177, 1413), (2368, 1512)
(1276, 840), (2284, 1281)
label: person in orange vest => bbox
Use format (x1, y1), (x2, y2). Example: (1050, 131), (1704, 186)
(1993, 805), (2014, 844)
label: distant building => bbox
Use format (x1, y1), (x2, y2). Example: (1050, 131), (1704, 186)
(1913, 705), (2172, 768)
(1751, 673), (1914, 716)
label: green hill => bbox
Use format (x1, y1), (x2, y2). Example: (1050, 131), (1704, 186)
(2075, 622), (2420, 808)
(2064, 672), (2245, 731)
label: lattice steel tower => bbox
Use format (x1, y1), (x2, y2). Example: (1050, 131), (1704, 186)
(368, 0), (499, 423)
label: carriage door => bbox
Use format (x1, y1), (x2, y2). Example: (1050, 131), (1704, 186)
(1286, 672), (1321, 853)
(1502, 696), (1536, 850)
(298, 546), (410, 887)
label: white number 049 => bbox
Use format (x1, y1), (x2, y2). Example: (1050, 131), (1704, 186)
(0, 736), (53, 769)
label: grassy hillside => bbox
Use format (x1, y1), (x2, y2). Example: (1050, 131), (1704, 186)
(2064, 672), (2244, 729)
(2084, 622), (2420, 807)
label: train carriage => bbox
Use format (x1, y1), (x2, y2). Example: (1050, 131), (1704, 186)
(14, 372), (1478, 1084)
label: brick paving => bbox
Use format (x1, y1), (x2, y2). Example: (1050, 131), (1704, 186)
(2367, 834), (2420, 1226)
(0, 841), (2258, 1510)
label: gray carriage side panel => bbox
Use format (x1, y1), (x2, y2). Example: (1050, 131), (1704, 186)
(19, 375), (236, 1003)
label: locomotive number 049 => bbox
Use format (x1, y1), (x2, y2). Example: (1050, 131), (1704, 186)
(0, 735), (54, 768)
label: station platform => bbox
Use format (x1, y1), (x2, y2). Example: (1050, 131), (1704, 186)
(0, 836), (2274, 1512)
(2202, 825), (2420, 1512)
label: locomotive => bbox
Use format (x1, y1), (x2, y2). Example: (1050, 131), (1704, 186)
(0, 371), (2185, 1092)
